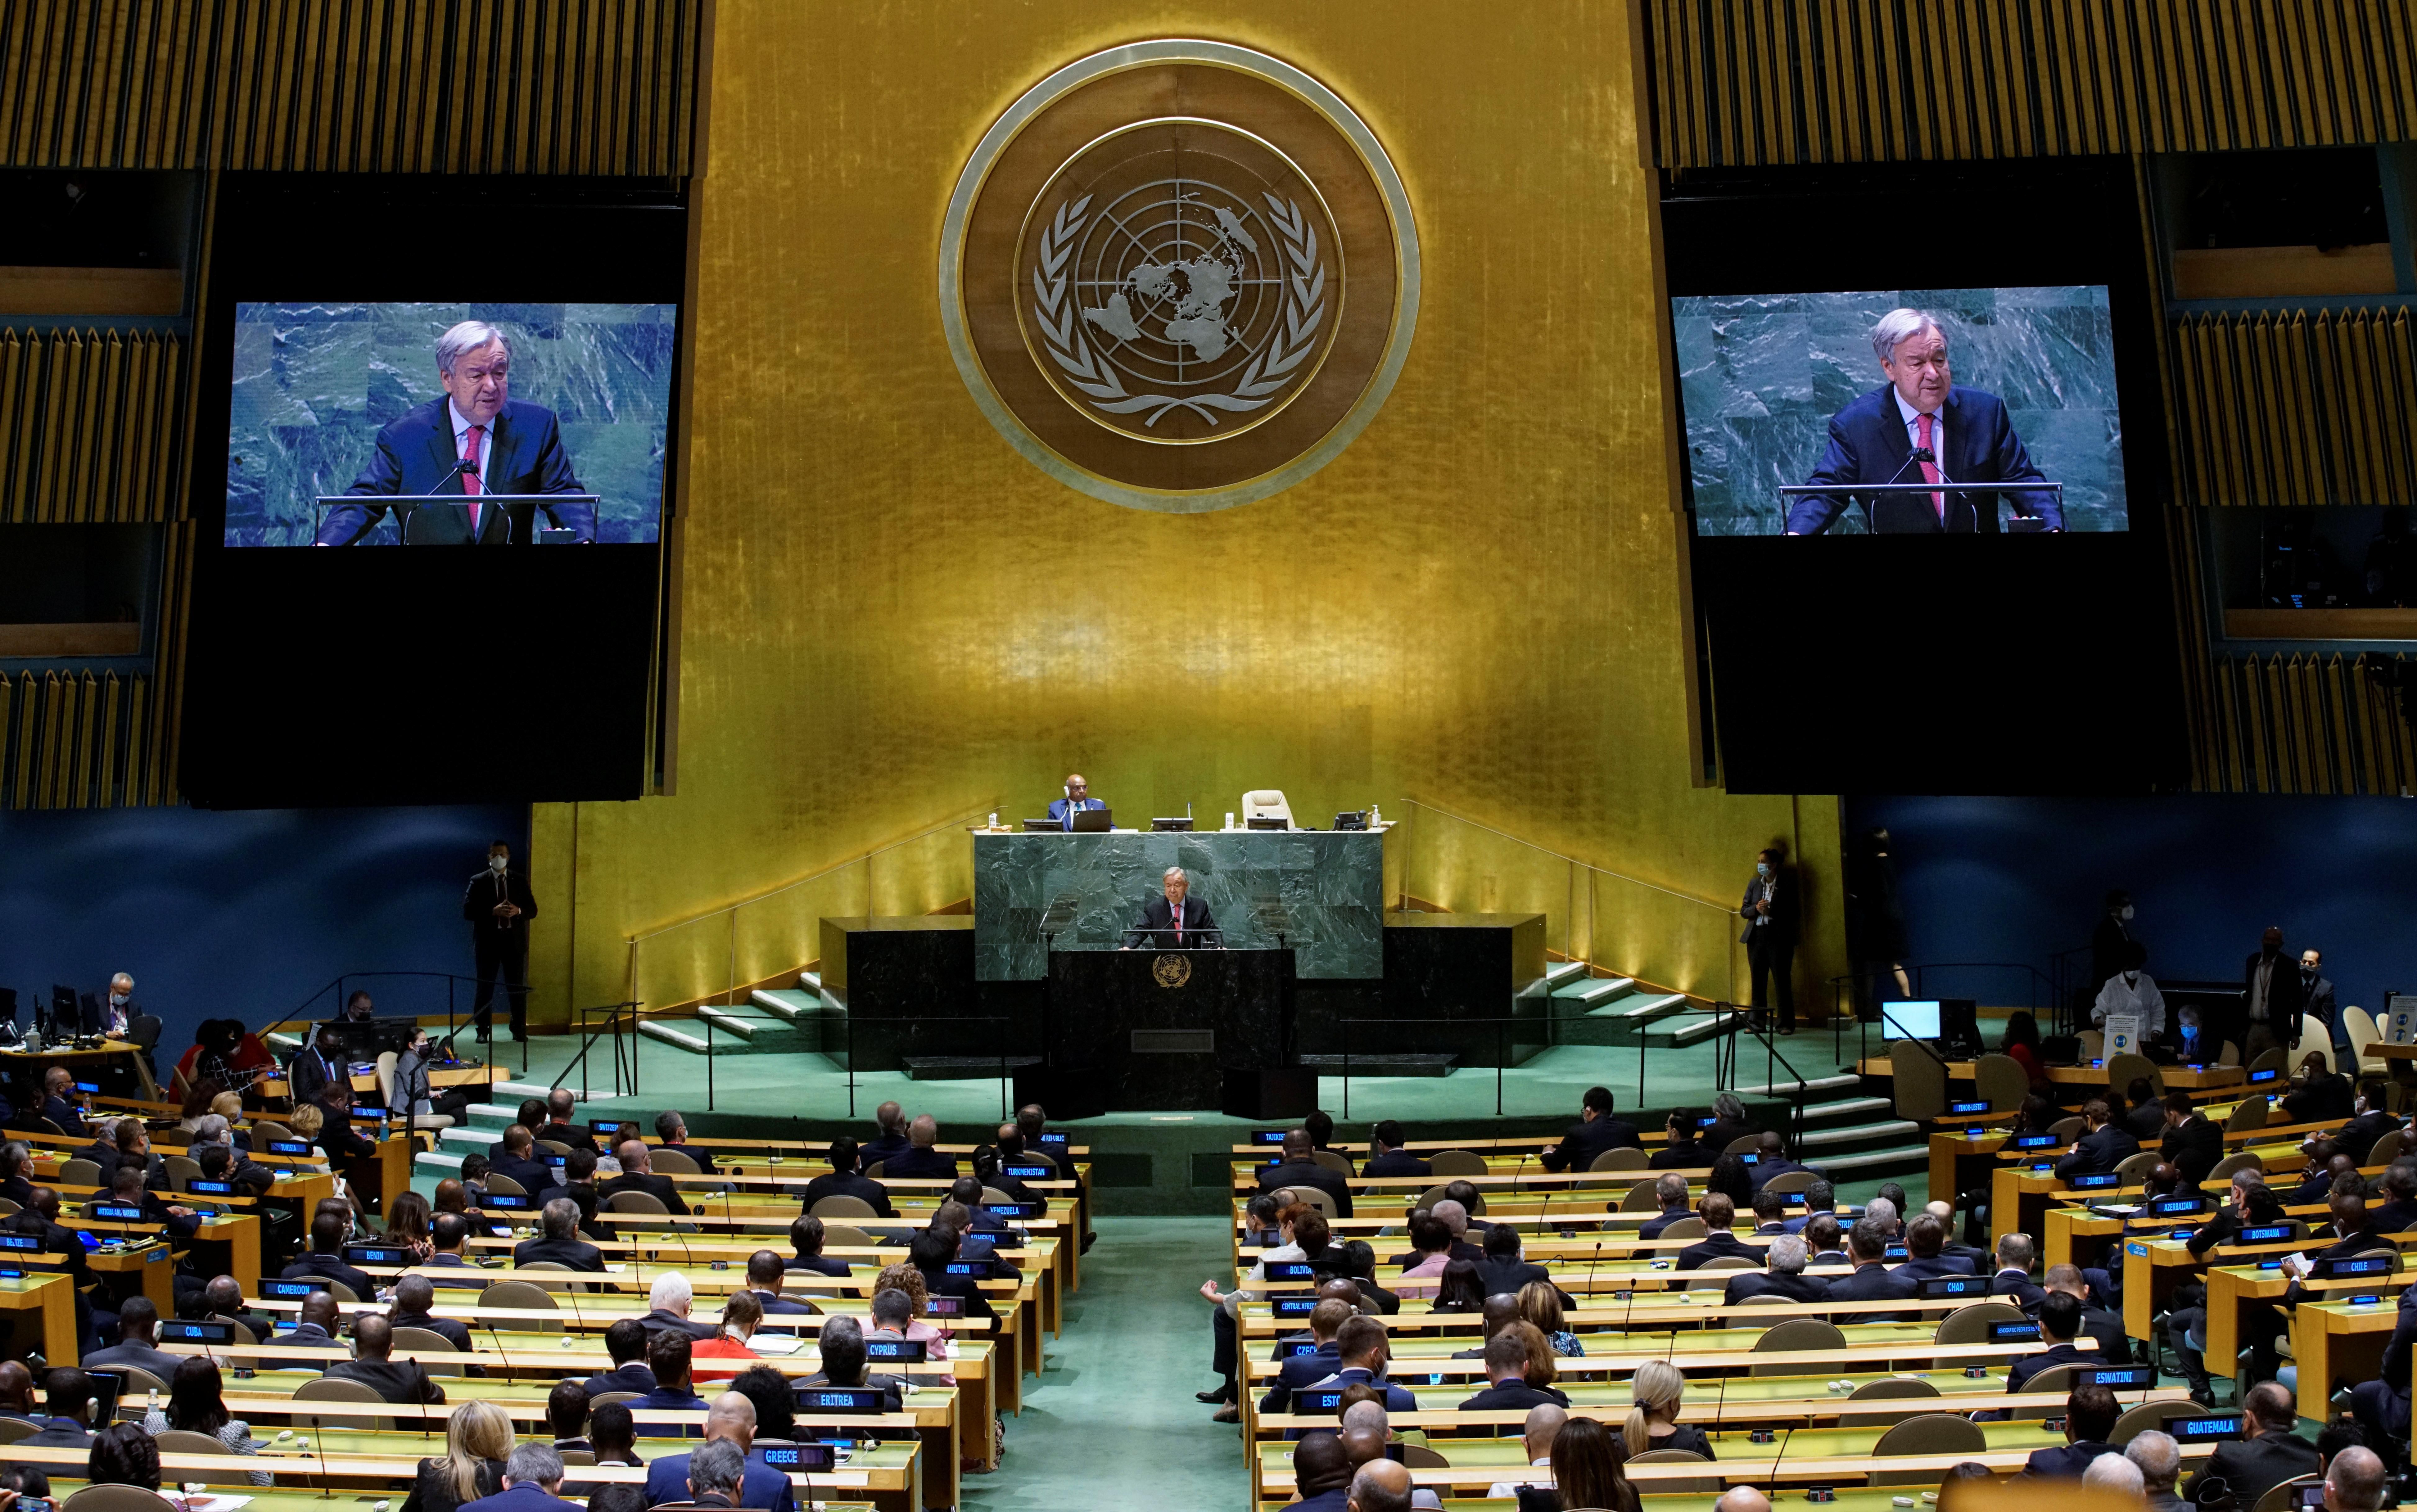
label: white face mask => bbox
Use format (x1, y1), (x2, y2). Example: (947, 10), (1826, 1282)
(109, 992), (128, 1007)
(1756, 863), (1771, 878)
(490, 855), (508, 873)
(2120, 906), (2134, 921)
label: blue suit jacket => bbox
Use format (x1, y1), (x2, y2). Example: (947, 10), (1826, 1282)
(1259, 1341), (1343, 1413)
(1046, 796), (1104, 829)
(643, 1449), (795, 1512)
(319, 396), (592, 545)
(1791, 383), (2059, 535)
(462, 1484), (588, 1512)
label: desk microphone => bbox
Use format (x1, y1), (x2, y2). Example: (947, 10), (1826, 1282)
(1764, 1424), (1795, 1495)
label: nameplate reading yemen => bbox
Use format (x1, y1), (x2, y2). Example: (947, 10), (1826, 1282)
(940, 41), (1420, 513)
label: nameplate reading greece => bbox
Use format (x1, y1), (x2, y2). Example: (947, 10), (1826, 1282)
(940, 40), (1420, 512)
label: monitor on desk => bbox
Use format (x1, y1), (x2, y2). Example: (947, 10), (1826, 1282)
(1068, 808), (1114, 833)
(1880, 1001), (1942, 1040)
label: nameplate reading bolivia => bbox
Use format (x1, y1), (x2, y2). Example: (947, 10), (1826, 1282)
(940, 40), (1420, 513)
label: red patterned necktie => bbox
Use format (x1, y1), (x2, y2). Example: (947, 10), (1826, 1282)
(462, 424), (486, 537)
(1916, 411), (1943, 523)
(1173, 901), (1182, 943)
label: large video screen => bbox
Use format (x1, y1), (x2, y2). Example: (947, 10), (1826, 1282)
(1674, 286), (2126, 537)
(224, 302), (676, 547)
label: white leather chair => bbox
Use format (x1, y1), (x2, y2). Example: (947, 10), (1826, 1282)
(376, 1050), (454, 1130)
(1240, 790), (1293, 828)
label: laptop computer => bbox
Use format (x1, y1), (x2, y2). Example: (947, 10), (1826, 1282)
(1069, 807), (1112, 832)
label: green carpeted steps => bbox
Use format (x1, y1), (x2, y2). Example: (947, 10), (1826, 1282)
(1547, 970), (1695, 1048)
(1734, 1072), (1928, 1177)
(630, 971), (847, 1059)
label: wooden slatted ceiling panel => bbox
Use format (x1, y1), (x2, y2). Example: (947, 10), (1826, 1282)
(2207, 654), (2417, 794)
(2171, 309), (2417, 508)
(0, 327), (182, 524)
(1649, 0), (2417, 165)
(0, 0), (701, 174)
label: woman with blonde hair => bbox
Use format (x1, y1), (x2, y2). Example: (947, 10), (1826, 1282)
(400, 1399), (511, 1512)
(1517, 1280), (1583, 1357)
(1622, 1359), (1714, 1458)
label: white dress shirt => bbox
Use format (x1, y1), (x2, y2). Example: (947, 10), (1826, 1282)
(1892, 387), (1945, 512)
(448, 399), (493, 479)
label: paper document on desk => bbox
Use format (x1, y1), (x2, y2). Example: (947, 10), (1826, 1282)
(177, 1496), (255, 1512)
(745, 1333), (805, 1354)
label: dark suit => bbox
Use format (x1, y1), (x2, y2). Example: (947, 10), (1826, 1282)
(1741, 867), (1801, 1027)
(2353, 1287), (2417, 1444)
(1991, 1271), (2047, 1313)
(801, 1170), (894, 1216)
(1748, 1155), (1814, 1191)
(389, 1309), (474, 1352)
(325, 1356), (444, 1404)
(1892, 1254), (1977, 1283)
(1133, 893), (1218, 949)
(2055, 1125), (2140, 1180)
(318, 396), (592, 545)
(1790, 382), (2060, 534)
(878, 1147), (959, 1182)
(83, 1340), (186, 1379)
(1637, 1210), (1692, 1241)
(1652, 1137), (1709, 1170)
(635, 1307), (717, 1342)
(2074, 1300), (2133, 1363)
(2241, 950), (2306, 1057)
(2301, 971), (2339, 1041)
(287, 1046), (346, 1109)
(18, 1417), (93, 1448)
(513, 1236), (605, 1272)
(578, 1363), (656, 1398)
(2203, 1430), (2322, 1510)
(537, 1121), (600, 1156)
(1363, 1150), (1432, 1179)
(39, 1094), (87, 1135)
(788, 1254), (851, 1277)
(1828, 1262), (1918, 1320)
(462, 1484), (592, 1512)
(283, 1252), (374, 1301)
(2336, 1109), (2399, 1165)
(857, 1132), (912, 1172)
(2006, 1340), (2092, 1393)
(1475, 1258), (1553, 1297)
(2371, 1197), (2417, 1235)
(1256, 1159), (1353, 1218)
(2283, 1073), (2355, 1126)
(1258, 1341), (1343, 1414)
(1457, 1380), (1569, 1413)
(465, 866), (540, 1038)
(2162, 1114), (2225, 1188)
(599, 1169), (688, 1216)
(1675, 1231), (1757, 1271)
(642, 1450), (795, 1512)
(1046, 796), (1105, 831)
(2022, 1440), (2117, 1478)
(487, 1153), (558, 1199)
(750, 1288), (814, 1316)
(1725, 1270), (1829, 1307)
(1539, 1115), (1642, 1174)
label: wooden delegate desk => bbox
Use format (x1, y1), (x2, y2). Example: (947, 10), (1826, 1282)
(1861, 1055), (2248, 1093)
(0, 1039), (159, 1103)
(5, 1442), (916, 1512)
(0, 1271), (78, 1363)
(2292, 1296), (2402, 1420)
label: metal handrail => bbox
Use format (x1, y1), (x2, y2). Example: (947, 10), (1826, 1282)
(624, 803), (998, 945)
(841, 1013), (1016, 1122)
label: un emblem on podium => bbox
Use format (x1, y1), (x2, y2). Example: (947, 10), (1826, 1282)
(941, 40), (1420, 513)
(1153, 953), (1193, 989)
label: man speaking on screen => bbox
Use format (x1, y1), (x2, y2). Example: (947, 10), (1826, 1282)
(314, 319), (594, 546)
(1785, 308), (2061, 535)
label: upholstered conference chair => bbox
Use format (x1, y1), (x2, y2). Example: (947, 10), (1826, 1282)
(1240, 790), (1293, 828)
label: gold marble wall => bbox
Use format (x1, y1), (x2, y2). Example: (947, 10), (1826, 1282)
(530, 1), (1846, 1027)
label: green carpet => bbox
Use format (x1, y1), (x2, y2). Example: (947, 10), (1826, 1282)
(962, 1216), (1235, 1512)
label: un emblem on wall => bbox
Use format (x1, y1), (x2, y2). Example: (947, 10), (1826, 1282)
(942, 41), (1420, 513)
(1153, 953), (1193, 989)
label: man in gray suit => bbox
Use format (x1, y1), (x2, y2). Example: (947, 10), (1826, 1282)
(81, 1297), (183, 1382)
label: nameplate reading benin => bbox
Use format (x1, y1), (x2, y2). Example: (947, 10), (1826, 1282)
(1153, 953), (1193, 989)
(1132, 1029), (1213, 1054)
